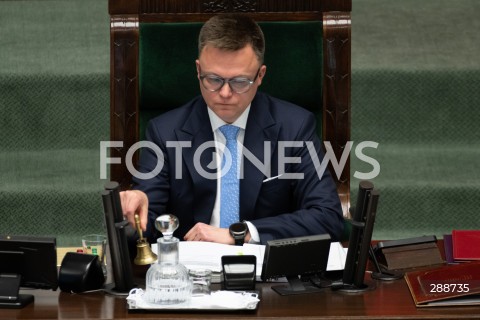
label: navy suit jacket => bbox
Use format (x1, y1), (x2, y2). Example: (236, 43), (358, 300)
(133, 92), (344, 244)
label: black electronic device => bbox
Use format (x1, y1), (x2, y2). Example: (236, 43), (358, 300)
(261, 234), (331, 295)
(229, 222), (248, 246)
(222, 255), (256, 290)
(0, 235), (58, 308)
(371, 235), (441, 274)
(373, 235), (437, 251)
(102, 181), (136, 295)
(332, 180), (380, 292)
(58, 252), (105, 293)
(368, 245), (403, 281)
(0, 274), (21, 299)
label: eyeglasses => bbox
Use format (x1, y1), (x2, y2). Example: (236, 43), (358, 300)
(199, 67), (260, 94)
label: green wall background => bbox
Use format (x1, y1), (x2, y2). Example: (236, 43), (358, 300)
(1, 0), (479, 245)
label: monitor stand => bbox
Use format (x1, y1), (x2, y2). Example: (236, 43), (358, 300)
(271, 275), (327, 296)
(0, 294), (34, 309)
(0, 274), (34, 309)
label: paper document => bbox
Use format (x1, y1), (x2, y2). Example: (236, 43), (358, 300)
(180, 242), (264, 273)
(152, 241), (346, 278)
(328, 241), (348, 271)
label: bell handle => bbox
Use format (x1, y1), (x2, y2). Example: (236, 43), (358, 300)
(134, 214), (144, 241)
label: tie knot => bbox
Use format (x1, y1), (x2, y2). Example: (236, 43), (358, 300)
(219, 124), (240, 141)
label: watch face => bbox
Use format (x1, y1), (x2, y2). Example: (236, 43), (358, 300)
(229, 222), (247, 235)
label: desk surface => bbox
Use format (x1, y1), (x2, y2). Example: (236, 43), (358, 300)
(5, 243), (480, 319)
(3, 274), (480, 319)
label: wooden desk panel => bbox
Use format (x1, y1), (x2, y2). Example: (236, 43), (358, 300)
(5, 241), (477, 319)
(3, 276), (480, 319)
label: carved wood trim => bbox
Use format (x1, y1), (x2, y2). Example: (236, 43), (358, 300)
(110, 15), (140, 190)
(110, 0), (351, 14)
(323, 12), (351, 217)
(139, 12), (322, 23)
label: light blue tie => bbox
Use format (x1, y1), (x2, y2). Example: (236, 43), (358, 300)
(219, 125), (240, 228)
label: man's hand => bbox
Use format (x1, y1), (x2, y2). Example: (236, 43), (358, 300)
(120, 190), (148, 231)
(184, 223), (250, 244)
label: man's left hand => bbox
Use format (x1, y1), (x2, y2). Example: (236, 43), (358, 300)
(184, 222), (250, 244)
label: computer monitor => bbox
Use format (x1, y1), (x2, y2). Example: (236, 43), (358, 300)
(333, 180), (380, 292)
(261, 234), (331, 295)
(0, 235), (58, 308)
(101, 181), (135, 295)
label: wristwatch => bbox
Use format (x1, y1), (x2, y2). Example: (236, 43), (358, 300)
(229, 222), (248, 246)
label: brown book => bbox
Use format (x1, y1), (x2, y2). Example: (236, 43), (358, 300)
(404, 261), (480, 307)
(377, 241), (443, 271)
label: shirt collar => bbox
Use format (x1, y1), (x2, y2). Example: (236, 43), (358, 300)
(207, 104), (251, 132)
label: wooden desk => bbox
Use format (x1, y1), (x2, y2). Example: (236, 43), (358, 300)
(4, 241), (477, 319)
(3, 275), (480, 319)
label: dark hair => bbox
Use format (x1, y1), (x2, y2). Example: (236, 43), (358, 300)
(198, 14), (265, 64)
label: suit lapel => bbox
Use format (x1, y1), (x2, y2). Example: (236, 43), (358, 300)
(240, 93), (280, 221)
(174, 99), (217, 224)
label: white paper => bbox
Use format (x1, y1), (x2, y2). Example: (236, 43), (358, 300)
(327, 241), (348, 271)
(151, 241), (346, 277)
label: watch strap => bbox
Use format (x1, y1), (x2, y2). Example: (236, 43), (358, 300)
(234, 237), (244, 246)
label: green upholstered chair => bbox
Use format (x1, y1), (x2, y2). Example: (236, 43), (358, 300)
(108, 0), (352, 218)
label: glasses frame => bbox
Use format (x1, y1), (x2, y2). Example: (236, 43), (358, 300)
(199, 67), (261, 94)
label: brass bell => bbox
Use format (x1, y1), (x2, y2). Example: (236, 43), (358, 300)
(133, 214), (158, 265)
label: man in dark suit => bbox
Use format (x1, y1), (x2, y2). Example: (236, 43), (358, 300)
(121, 14), (344, 245)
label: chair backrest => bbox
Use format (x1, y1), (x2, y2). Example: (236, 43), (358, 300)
(108, 0), (352, 217)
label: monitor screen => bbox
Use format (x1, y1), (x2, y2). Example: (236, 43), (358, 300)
(0, 235), (58, 290)
(261, 234), (331, 295)
(0, 235), (57, 308)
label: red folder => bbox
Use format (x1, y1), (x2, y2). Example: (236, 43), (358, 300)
(404, 261), (480, 307)
(452, 230), (480, 261)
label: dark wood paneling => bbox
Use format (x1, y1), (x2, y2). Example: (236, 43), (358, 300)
(110, 15), (140, 189)
(323, 12), (351, 217)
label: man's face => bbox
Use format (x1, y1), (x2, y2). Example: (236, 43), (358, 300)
(196, 45), (266, 124)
